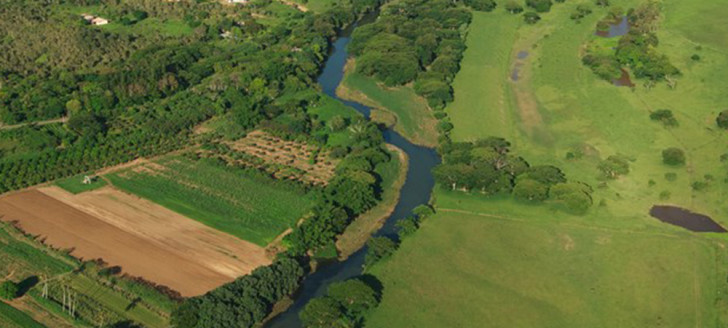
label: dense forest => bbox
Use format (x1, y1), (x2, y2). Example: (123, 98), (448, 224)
(348, 0), (478, 109)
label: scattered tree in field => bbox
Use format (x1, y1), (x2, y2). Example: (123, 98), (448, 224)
(716, 110), (728, 129)
(571, 5), (592, 20)
(0, 280), (18, 300)
(412, 204), (435, 219)
(505, 0), (524, 14)
(662, 147), (686, 166)
(526, 0), (552, 12)
(598, 155), (630, 179)
(523, 12), (542, 24)
(649, 109), (678, 127)
(595, 0), (610, 7)
(328, 116), (348, 132)
(365, 237), (397, 268)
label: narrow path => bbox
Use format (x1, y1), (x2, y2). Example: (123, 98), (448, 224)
(0, 117), (67, 131)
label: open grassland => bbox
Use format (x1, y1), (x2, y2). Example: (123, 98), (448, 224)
(0, 302), (45, 328)
(446, 0), (728, 227)
(367, 190), (728, 328)
(369, 0), (728, 326)
(0, 185), (269, 297)
(107, 156), (314, 246)
(338, 60), (438, 146)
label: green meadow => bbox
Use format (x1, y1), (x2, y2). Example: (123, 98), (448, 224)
(367, 0), (728, 326)
(0, 302), (45, 328)
(107, 156), (315, 246)
(339, 61), (438, 146)
(54, 173), (107, 194)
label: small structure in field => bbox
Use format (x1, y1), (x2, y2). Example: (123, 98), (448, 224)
(81, 14), (109, 26)
(82, 175), (94, 185)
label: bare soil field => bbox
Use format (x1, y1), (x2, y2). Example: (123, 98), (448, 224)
(0, 186), (271, 296)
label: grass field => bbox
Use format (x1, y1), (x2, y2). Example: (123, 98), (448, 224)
(368, 0), (728, 326)
(366, 190), (728, 328)
(107, 156), (315, 246)
(0, 223), (74, 279)
(338, 60), (438, 146)
(0, 302), (45, 328)
(54, 174), (107, 194)
(445, 0), (728, 226)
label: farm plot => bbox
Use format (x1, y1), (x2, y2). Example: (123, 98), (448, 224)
(221, 130), (339, 186)
(107, 155), (315, 246)
(0, 186), (270, 297)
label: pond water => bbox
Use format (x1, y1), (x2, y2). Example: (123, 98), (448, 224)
(265, 13), (440, 328)
(596, 16), (629, 38)
(649, 205), (726, 233)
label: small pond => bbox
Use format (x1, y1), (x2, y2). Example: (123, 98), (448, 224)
(649, 205), (726, 233)
(596, 16), (629, 38)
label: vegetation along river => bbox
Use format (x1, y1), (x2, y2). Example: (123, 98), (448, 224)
(266, 13), (440, 327)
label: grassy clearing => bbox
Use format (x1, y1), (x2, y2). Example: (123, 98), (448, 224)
(366, 190), (728, 328)
(338, 60), (438, 146)
(107, 156), (315, 246)
(0, 302), (45, 328)
(308, 95), (362, 147)
(54, 174), (107, 194)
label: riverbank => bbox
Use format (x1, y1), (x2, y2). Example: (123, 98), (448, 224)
(336, 143), (409, 260)
(336, 59), (438, 147)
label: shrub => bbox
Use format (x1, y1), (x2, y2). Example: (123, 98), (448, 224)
(597, 155), (630, 179)
(523, 12), (542, 24)
(365, 237), (397, 268)
(0, 280), (18, 300)
(664, 172), (677, 181)
(463, 0), (497, 11)
(526, 0), (552, 12)
(649, 109), (678, 127)
(717, 110), (728, 129)
(662, 148), (686, 166)
(595, 0), (609, 7)
(513, 179), (549, 202)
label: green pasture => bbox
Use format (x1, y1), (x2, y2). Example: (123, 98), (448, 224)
(106, 156), (315, 246)
(366, 189), (728, 328)
(0, 223), (75, 279)
(445, 0), (728, 227)
(0, 302), (45, 328)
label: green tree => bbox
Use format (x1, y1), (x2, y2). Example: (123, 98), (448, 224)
(505, 0), (524, 13)
(526, 0), (552, 12)
(299, 297), (349, 328)
(598, 155), (630, 179)
(327, 279), (379, 317)
(512, 179), (549, 202)
(662, 147), (686, 166)
(365, 236), (397, 268)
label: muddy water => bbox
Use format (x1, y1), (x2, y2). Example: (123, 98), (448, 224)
(649, 205), (726, 233)
(511, 51), (529, 82)
(596, 16), (629, 38)
(265, 13), (439, 328)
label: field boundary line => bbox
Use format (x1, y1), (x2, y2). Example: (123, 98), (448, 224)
(437, 208), (692, 239)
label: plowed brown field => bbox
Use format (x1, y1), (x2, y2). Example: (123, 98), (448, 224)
(0, 186), (270, 296)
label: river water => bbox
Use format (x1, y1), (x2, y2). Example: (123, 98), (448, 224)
(265, 16), (440, 328)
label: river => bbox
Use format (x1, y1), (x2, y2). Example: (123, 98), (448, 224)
(265, 14), (440, 328)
